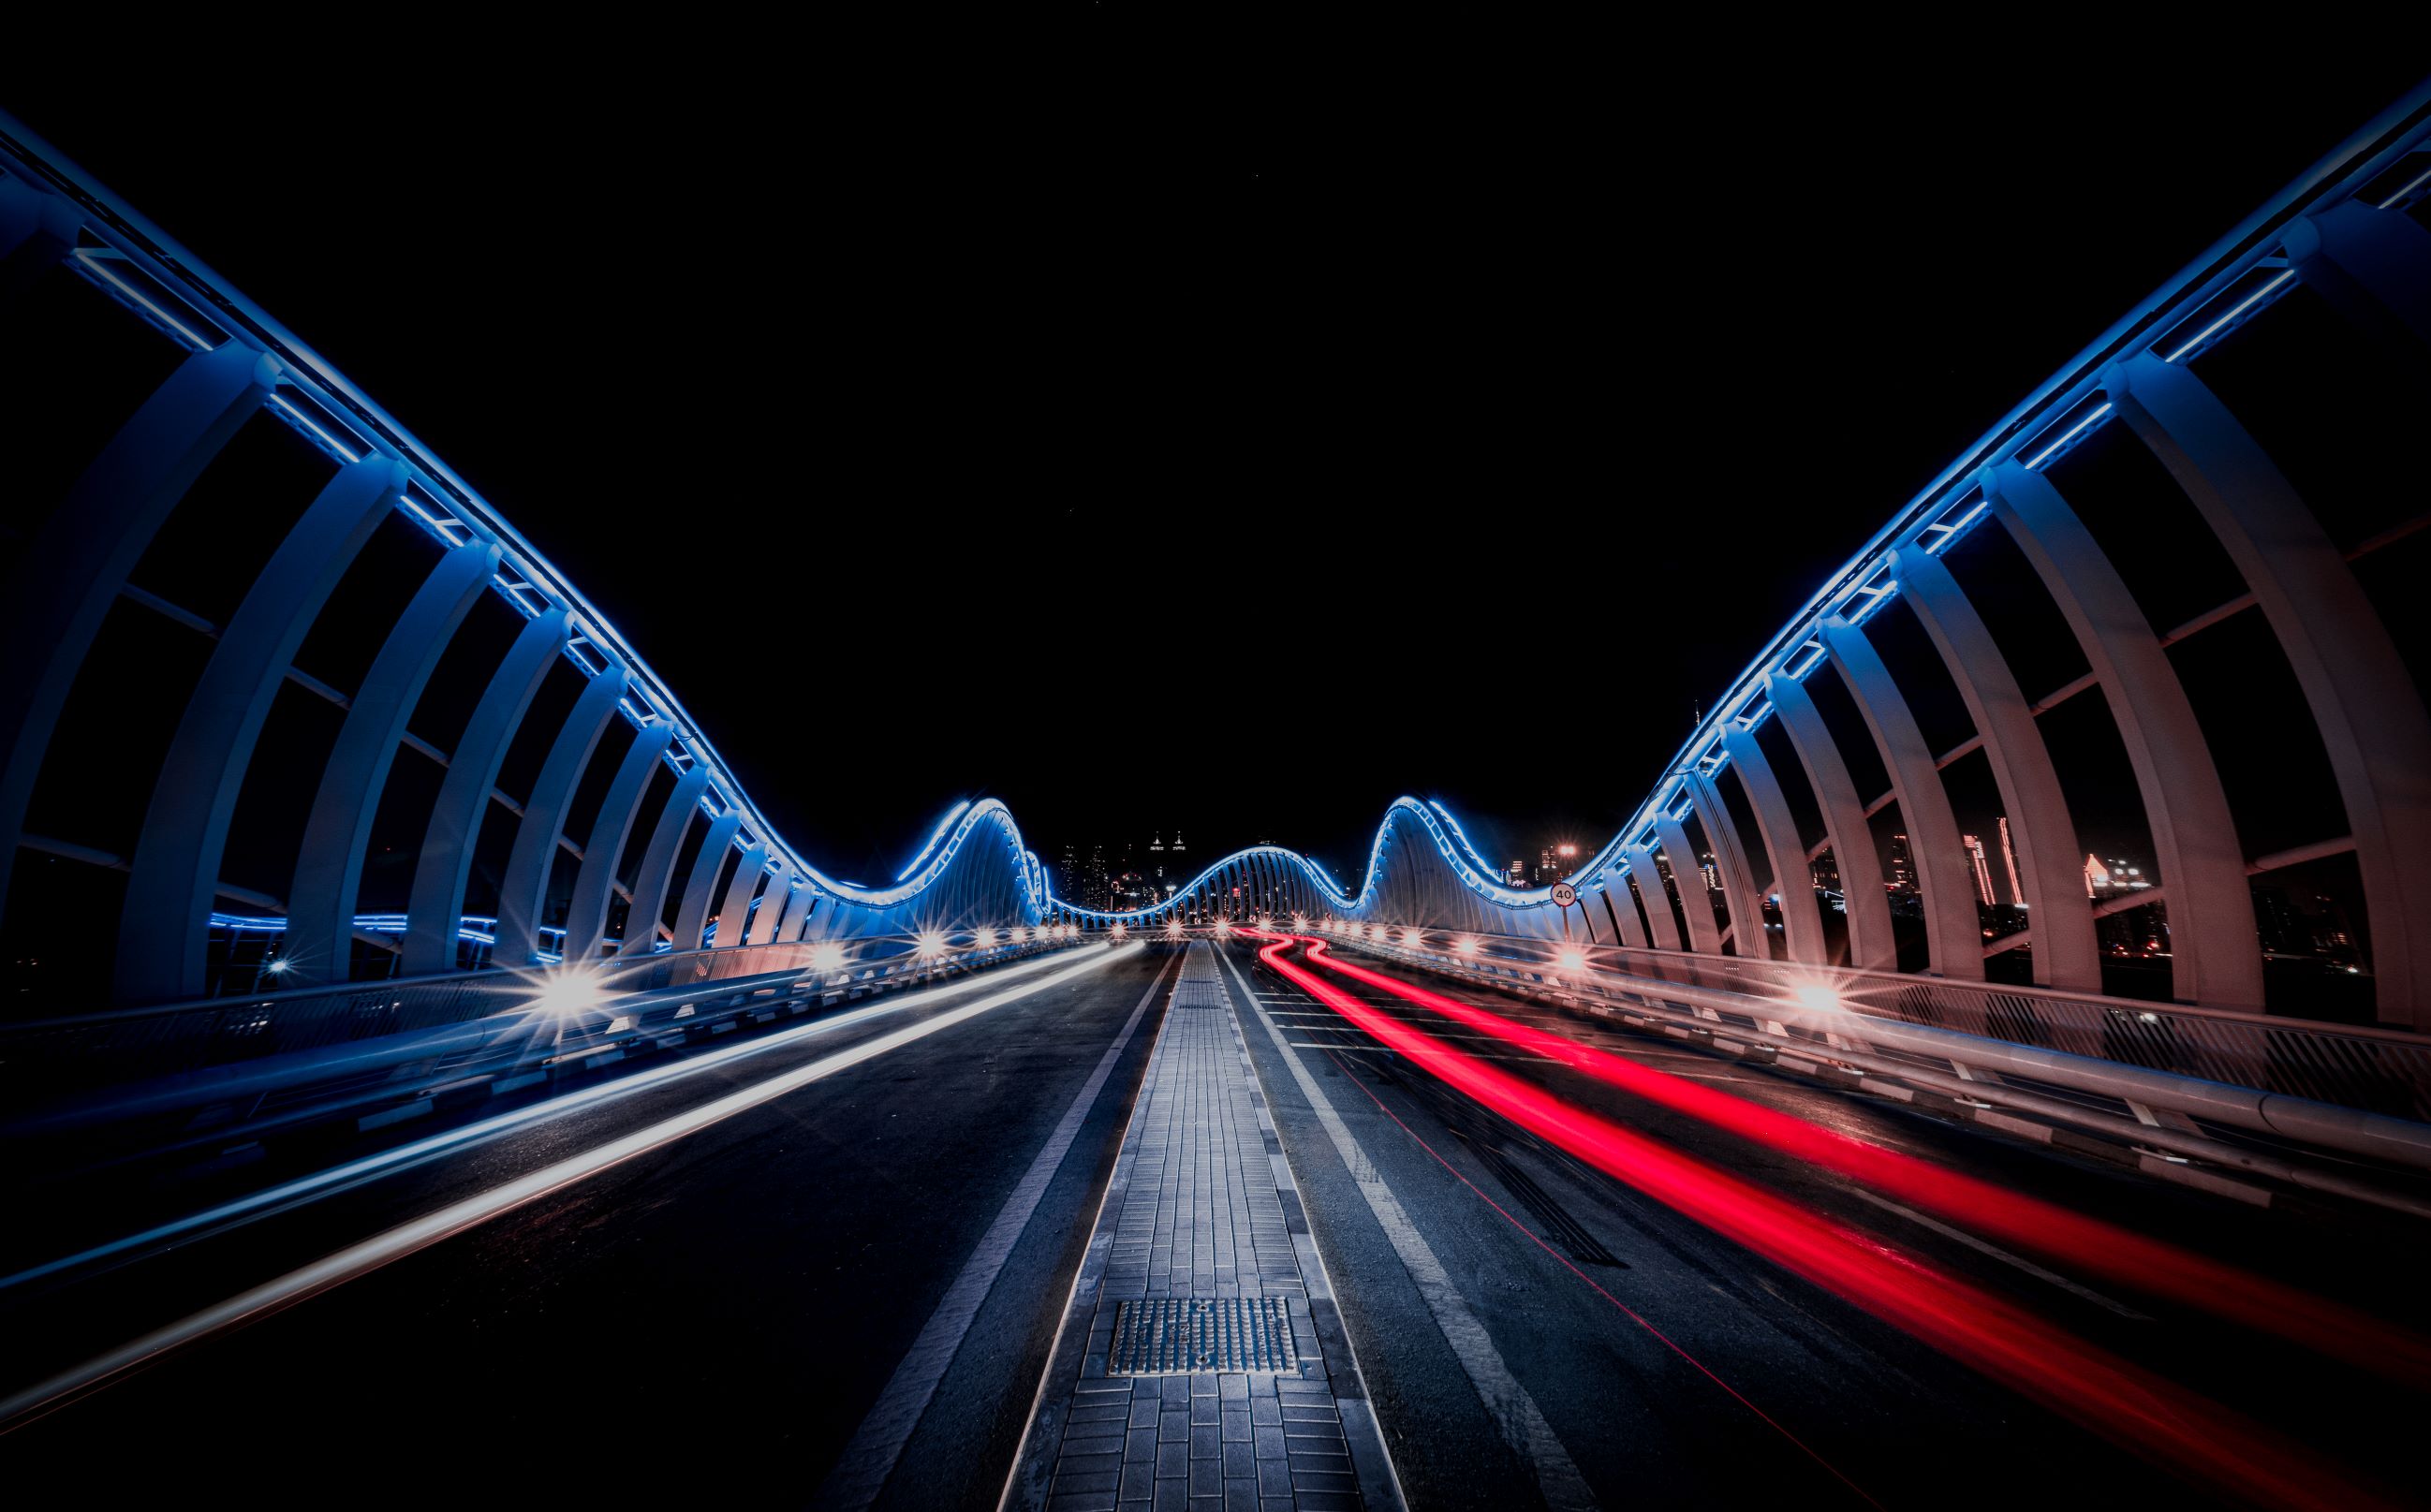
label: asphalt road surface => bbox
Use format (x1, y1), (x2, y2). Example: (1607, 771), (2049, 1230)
(3, 936), (2424, 1508)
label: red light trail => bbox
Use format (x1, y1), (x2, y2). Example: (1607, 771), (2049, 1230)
(1291, 936), (2429, 1387)
(1243, 932), (2392, 1511)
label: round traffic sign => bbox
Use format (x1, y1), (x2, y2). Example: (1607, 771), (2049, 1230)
(1550, 882), (1578, 907)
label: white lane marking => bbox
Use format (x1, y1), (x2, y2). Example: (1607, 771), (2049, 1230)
(819, 953), (1177, 1509)
(0, 944), (1149, 1429)
(1217, 948), (1599, 1512)
(1, 947), (1104, 1294)
(1848, 1191), (2151, 1320)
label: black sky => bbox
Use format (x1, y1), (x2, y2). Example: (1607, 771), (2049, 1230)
(5, 24), (2422, 886)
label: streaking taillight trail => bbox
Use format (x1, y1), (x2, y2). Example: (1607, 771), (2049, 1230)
(1292, 936), (2428, 1387)
(1243, 932), (2391, 1512)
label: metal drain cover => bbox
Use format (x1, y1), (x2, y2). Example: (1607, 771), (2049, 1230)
(1107, 1297), (1299, 1374)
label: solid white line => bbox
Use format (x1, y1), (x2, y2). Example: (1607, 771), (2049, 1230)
(1848, 1191), (2151, 1320)
(818, 953), (1175, 1509)
(1216, 947), (1598, 1512)
(0, 944), (1148, 1429)
(2, 947), (1102, 1294)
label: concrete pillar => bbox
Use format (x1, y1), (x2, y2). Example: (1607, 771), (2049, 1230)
(1893, 547), (2102, 991)
(2111, 353), (2431, 1023)
(560, 722), (675, 961)
(279, 541), (498, 990)
(773, 876), (818, 942)
(713, 843), (772, 950)
(1820, 616), (1984, 980)
(1764, 672), (1899, 971)
(670, 810), (745, 952)
(613, 764), (711, 957)
(0, 342), (274, 924)
(1985, 461), (2262, 1007)
(400, 610), (570, 975)
(1624, 844), (1687, 950)
(494, 667), (629, 967)
(1686, 773), (1767, 960)
(115, 456), (405, 1002)
(1602, 871), (1649, 948)
(747, 863), (797, 946)
(1650, 815), (1720, 953)
(1720, 725), (1828, 964)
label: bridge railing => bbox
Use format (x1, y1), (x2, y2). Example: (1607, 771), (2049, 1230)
(1320, 926), (2431, 1132)
(0, 930), (1070, 1106)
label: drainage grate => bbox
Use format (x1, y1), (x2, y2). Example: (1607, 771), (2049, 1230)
(1107, 1298), (1299, 1374)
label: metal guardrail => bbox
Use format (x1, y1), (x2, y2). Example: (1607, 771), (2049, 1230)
(0, 933), (1068, 1105)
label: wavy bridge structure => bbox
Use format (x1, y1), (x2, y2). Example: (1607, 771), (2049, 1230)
(4, 84), (2430, 1035)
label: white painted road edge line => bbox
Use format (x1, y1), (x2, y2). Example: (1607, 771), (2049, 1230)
(818, 951), (1178, 1510)
(0, 943), (1148, 1431)
(1847, 1190), (2152, 1321)
(2, 946), (1103, 1295)
(1216, 947), (1597, 1512)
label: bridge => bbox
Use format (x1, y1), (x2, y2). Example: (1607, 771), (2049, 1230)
(3, 78), (2430, 1509)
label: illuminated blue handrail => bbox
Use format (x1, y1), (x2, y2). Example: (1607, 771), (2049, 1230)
(0, 110), (849, 915)
(1562, 79), (2431, 886)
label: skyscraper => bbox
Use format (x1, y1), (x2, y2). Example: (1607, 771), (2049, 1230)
(1997, 817), (2025, 908)
(1888, 833), (1915, 895)
(1965, 834), (1996, 908)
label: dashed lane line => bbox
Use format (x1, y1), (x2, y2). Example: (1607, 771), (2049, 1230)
(1849, 1191), (2151, 1321)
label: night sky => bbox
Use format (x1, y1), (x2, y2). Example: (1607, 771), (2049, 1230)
(5, 27), (2421, 888)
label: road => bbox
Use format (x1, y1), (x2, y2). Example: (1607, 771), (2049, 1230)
(1221, 933), (2431, 1509)
(1, 934), (2424, 1508)
(0, 943), (1173, 1506)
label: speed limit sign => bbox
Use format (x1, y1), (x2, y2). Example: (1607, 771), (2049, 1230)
(1550, 882), (1578, 907)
